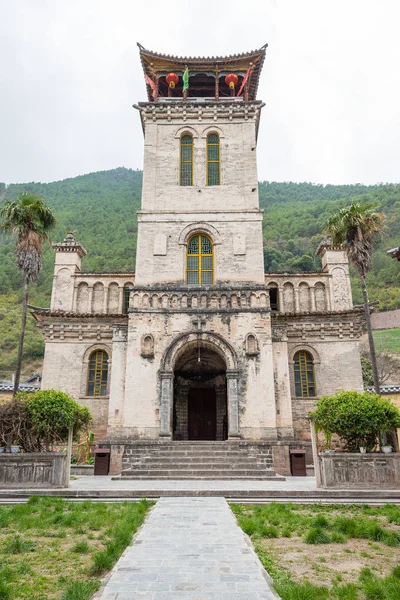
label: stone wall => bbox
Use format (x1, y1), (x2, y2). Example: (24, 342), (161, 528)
(0, 453), (67, 488)
(371, 309), (400, 331)
(319, 453), (400, 489)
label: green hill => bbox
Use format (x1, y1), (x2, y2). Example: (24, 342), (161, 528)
(1, 168), (399, 376)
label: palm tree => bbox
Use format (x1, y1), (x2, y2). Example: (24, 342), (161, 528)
(0, 193), (55, 396)
(325, 201), (386, 394)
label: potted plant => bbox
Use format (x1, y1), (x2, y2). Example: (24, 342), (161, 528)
(10, 441), (20, 453)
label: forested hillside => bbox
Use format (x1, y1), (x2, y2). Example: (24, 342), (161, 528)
(1, 168), (399, 376)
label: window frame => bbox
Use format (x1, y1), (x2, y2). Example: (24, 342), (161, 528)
(180, 134), (194, 186)
(293, 350), (316, 397)
(206, 133), (220, 186)
(86, 349), (109, 397)
(186, 233), (214, 285)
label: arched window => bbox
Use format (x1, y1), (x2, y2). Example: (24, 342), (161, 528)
(187, 234), (213, 284)
(87, 350), (109, 396)
(180, 134), (193, 186)
(207, 133), (220, 186)
(294, 351), (316, 397)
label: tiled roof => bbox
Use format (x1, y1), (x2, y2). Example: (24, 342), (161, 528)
(137, 43), (267, 102)
(366, 385), (400, 394)
(0, 383), (40, 393)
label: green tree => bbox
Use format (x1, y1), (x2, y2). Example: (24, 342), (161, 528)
(27, 389), (91, 450)
(0, 193), (55, 395)
(325, 202), (386, 393)
(310, 390), (400, 452)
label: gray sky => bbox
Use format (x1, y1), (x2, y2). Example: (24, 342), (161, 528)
(1, 0), (399, 185)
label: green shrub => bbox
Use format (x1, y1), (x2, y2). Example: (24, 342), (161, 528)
(27, 389), (91, 449)
(72, 541), (90, 554)
(304, 527), (331, 544)
(4, 535), (36, 554)
(310, 391), (400, 452)
(61, 580), (100, 600)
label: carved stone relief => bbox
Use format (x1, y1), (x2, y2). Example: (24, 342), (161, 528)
(53, 268), (71, 310)
(331, 268), (350, 311)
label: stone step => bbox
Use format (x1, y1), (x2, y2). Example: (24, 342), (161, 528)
(118, 474), (280, 480)
(120, 442), (271, 450)
(125, 448), (272, 456)
(121, 468), (275, 477)
(124, 463), (273, 471)
(120, 441), (277, 479)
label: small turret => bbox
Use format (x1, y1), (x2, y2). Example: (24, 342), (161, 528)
(50, 233), (87, 312)
(317, 241), (353, 311)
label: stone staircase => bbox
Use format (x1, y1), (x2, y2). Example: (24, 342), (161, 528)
(118, 441), (282, 480)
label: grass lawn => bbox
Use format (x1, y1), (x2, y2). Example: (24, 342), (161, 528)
(231, 502), (400, 600)
(373, 329), (400, 354)
(0, 496), (153, 600)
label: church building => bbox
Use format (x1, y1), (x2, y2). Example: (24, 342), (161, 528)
(33, 44), (364, 477)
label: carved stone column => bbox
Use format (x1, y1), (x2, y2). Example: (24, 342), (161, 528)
(325, 284), (332, 311)
(310, 286), (316, 312)
(294, 287), (300, 313)
(87, 286), (94, 314)
(103, 285), (109, 314)
(278, 287), (284, 314)
(107, 325), (128, 432)
(118, 286), (124, 314)
(159, 370), (173, 439)
(226, 370), (240, 439)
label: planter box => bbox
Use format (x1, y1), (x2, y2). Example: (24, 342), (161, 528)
(70, 464), (94, 476)
(0, 453), (67, 488)
(319, 453), (400, 489)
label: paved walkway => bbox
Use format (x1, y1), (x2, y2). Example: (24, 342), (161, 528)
(95, 497), (279, 600)
(70, 475), (316, 492)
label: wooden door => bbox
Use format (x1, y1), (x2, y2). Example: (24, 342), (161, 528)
(188, 388), (216, 440)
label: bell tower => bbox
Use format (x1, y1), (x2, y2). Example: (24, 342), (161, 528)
(134, 43), (268, 287)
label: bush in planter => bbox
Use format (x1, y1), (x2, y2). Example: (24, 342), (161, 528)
(26, 390), (92, 451)
(0, 390), (92, 452)
(309, 391), (400, 452)
(0, 396), (37, 452)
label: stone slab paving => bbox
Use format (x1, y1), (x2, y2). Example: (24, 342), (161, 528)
(95, 497), (279, 600)
(70, 475), (316, 492)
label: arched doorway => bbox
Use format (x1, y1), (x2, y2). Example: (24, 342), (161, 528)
(173, 342), (227, 441)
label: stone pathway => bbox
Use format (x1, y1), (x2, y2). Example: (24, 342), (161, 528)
(70, 475), (316, 492)
(95, 497), (279, 600)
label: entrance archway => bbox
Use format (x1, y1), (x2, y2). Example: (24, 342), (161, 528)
(173, 342), (227, 441)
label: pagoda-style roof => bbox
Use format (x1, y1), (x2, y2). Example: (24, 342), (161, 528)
(137, 43), (267, 102)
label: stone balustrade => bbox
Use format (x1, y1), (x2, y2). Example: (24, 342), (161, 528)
(129, 286), (271, 312)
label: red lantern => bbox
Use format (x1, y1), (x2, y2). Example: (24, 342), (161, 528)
(225, 73), (239, 90)
(166, 72), (179, 89)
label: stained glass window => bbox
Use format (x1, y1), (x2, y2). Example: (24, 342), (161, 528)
(180, 134), (193, 186)
(294, 351), (316, 397)
(187, 234), (213, 284)
(87, 350), (109, 396)
(207, 133), (220, 186)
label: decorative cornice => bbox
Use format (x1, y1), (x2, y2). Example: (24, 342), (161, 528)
(37, 321), (116, 342)
(316, 241), (346, 257)
(52, 233), (87, 258)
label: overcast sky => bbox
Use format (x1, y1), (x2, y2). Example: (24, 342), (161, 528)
(1, 0), (399, 185)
